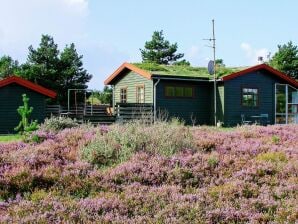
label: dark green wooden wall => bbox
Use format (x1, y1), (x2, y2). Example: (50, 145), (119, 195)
(155, 80), (212, 125)
(223, 70), (286, 126)
(0, 84), (47, 134)
(110, 69), (290, 126)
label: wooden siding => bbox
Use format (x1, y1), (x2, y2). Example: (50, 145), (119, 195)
(0, 84), (47, 134)
(114, 71), (153, 104)
(223, 70), (287, 126)
(155, 80), (211, 125)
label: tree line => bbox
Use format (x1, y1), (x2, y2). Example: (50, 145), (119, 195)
(139, 30), (298, 80)
(1, 32), (297, 106)
(0, 35), (92, 104)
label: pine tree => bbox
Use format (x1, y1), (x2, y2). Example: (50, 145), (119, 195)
(0, 55), (19, 78)
(270, 41), (298, 79)
(140, 30), (184, 64)
(23, 35), (60, 89)
(20, 35), (92, 104)
(59, 43), (92, 103)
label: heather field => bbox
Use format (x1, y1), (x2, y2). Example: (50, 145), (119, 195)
(0, 122), (297, 223)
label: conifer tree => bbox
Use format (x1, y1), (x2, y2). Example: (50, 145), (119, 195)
(140, 30), (184, 64)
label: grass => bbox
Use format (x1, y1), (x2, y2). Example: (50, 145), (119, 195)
(133, 62), (246, 79)
(0, 134), (22, 142)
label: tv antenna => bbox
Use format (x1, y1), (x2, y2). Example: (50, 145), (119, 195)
(203, 19), (217, 126)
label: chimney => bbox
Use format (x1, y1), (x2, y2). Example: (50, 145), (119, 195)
(257, 56), (264, 64)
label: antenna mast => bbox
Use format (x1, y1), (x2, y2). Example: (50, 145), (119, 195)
(212, 19), (216, 126)
(203, 19), (217, 126)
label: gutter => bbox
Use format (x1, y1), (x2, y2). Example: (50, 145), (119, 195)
(153, 79), (161, 123)
(152, 76), (222, 82)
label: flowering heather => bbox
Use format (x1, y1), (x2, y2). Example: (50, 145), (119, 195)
(0, 124), (297, 223)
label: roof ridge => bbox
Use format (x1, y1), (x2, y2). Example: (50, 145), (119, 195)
(0, 75), (57, 98)
(222, 63), (298, 88)
(104, 62), (151, 85)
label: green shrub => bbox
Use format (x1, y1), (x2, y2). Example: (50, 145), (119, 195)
(208, 183), (238, 200)
(40, 116), (78, 132)
(81, 122), (194, 168)
(169, 117), (185, 126)
(207, 155), (219, 168)
(167, 167), (199, 187)
(256, 152), (287, 163)
(27, 189), (48, 202)
(272, 135), (280, 144)
(14, 94), (39, 134)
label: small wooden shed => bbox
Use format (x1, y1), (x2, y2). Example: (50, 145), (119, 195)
(0, 76), (57, 134)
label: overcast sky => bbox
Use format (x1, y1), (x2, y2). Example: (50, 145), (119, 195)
(0, 0), (298, 89)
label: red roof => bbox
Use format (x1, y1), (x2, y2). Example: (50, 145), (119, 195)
(104, 62), (151, 85)
(0, 76), (57, 98)
(222, 64), (298, 88)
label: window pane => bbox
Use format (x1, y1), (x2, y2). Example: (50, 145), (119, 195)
(120, 88), (127, 103)
(136, 86), (144, 103)
(165, 85), (194, 98)
(276, 85), (286, 113)
(242, 88), (258, 107)
(184, 87), (193, 97)
(276, 114), (286, 124)
(288, 85), (298, 104)
(165, 86), (174, 96)
(175, 87), (184, 97)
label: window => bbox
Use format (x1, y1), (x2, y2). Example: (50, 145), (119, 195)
(120, 88), (127, 103)
(136, 85), (145, 103)
(165, 86), (194, 98)
(242, 88), (258, 107)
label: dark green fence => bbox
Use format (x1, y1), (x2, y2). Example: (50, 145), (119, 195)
(115, 103), (153, 123)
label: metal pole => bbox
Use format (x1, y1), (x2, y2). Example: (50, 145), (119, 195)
(212, 19), (217, 126)
(274, 84), (277, 124)
(154, 79), (161, 123)
(91, 90), (93, 115)
(112, 85), (115, 115)
(68, 89), (70, 112)
(84, 91), (86, 116)
(286, 84), (288, 124)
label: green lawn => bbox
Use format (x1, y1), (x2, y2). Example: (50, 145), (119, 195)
(0, 135), (22, 142)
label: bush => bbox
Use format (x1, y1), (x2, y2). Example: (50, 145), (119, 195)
(272, 135), (280, 144)
(256, 152), (287, 163)
(40, 116), (79, 132)
(14, 94), (39, 135)
(1, 124), (298, 223)
(81, 122), (193, 168)
(207, 155), (219, 168)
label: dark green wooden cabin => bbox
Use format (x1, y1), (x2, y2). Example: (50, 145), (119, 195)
(105, 63), (298, 126)
(220, 65), (298, 126)
(0, 76), (57, 134)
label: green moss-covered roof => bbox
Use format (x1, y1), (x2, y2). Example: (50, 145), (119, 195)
(132, 63), (246, 79)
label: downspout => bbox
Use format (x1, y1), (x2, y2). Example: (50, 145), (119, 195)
(112, 85), (115, 115)
(153, 79), (160, 123)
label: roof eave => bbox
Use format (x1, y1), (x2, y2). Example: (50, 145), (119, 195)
(104, 62), (152, 85)
(151, 74), (210, 81)
(0, 75), (57, 98)
(222, 63), (298, 88)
